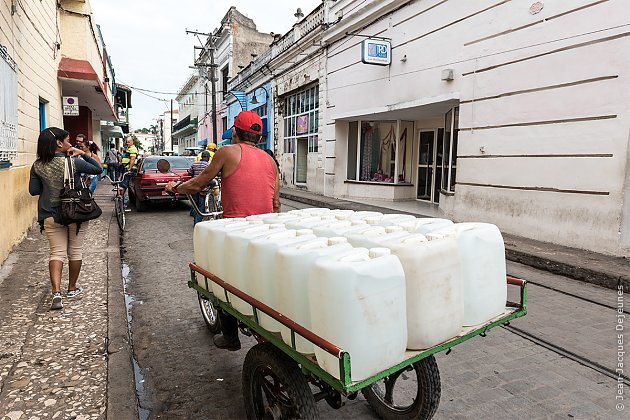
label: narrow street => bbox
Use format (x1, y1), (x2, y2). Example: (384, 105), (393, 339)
(119, 199), (623, 420)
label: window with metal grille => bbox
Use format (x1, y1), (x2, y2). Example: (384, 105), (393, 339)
(282, 85), (319, 154)
(0, 44), (18, 165)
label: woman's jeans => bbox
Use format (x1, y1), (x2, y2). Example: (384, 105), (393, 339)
(89, 175), (98, 195)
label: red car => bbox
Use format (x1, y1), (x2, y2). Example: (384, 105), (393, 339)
(129, 156), (192, 211)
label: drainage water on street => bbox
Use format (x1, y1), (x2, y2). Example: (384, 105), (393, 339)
(121, 248), (150, 420)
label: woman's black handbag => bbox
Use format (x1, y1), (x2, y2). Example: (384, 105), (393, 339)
(59, 156), (102, 225)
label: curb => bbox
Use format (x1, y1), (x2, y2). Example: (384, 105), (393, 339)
(101, 194), (138, 419)
(505, 248), (629, 291)
(280, 190), (630, 291)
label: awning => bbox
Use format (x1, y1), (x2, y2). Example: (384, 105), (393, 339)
(219, 139), (231, 147)
(172, 124), (197, 138)
(57, 57), (117, 122)
(173, 115), (191, 131)
(101, 125), (124, 139)
(222, 128), (232, 139)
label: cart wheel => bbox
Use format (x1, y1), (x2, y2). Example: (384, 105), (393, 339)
(362, 355), (441, 420)
(243, 342), (319, 419)
(197, 292), (221, 334)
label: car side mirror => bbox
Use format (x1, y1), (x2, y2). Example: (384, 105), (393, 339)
(157, 159), (171, 174)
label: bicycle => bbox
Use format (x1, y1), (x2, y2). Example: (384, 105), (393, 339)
(105, 172), (129, 231)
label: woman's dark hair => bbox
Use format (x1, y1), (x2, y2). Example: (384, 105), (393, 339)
(234, 126), (262, 144)
(36, 127), (69, 163)
(88, 141), (100, 154)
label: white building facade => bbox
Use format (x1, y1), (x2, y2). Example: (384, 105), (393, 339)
(321, 0), (630, 256)
(266, 5), (326, 192)
(173, 74), (201, 154)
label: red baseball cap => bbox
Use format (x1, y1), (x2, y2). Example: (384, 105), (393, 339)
(233, 110), (263, 135)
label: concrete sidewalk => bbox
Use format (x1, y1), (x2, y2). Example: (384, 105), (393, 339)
(0, 182), (136, 420)
(281, 187), (630, 291)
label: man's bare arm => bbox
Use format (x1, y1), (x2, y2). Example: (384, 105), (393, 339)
(166, 149), (225, 194)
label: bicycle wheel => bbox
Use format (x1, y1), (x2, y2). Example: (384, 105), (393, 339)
(205, 194), (220, 220)
(115, 197), (126, 231)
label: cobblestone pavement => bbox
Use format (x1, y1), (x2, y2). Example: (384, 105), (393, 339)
(118, 198), (624, 419)
(0, 216), (111, 420)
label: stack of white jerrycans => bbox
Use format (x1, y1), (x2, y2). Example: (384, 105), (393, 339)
(193, 208), (507, 382)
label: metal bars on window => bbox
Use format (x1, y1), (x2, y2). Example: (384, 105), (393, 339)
(0, 44), (18, 163)
(283, 85), (319, 154)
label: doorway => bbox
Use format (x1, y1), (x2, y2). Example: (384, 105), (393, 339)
(295, 137), (308, 184)
(416, 129), (444, 203)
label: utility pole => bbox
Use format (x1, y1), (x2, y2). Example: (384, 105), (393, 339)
(170, 99), (174, 152)
(187, 29), (218, 146)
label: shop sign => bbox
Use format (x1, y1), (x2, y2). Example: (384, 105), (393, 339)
(361, 39), (391, 66)
(63, 96), (79, 116)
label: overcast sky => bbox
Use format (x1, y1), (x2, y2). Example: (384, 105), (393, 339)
(91, 0), (321, 130)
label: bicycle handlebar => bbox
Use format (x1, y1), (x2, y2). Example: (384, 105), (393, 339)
(104, 172), (131, 185)
(185, 193), (222, 218)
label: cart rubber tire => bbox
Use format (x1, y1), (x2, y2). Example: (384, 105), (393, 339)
(134, 191), (147, 212)
(362, 355), (441, 420)
(197, 292), (221, 334)
(242, 342), (319, 420)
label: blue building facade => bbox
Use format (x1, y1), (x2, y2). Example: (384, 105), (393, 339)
(224, 82), (273, 150)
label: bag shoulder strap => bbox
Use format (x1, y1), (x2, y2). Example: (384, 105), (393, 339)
(64, 156), (76, 190)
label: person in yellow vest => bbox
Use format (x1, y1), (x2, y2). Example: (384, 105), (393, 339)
(120, 136), (139, 210)
(195, 142), (217, 162)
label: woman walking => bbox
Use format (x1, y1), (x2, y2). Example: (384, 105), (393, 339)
(76, 138), (102, 195)
(29, 127), (102, 310)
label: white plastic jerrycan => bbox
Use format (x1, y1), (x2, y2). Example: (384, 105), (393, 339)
(399, 218), (454, 235)
(285, 215), (337, 230)
(287, 209), (308, 216)
(193, 218), (243, 288)
(348, 211), (383, 221)
(275, 237), (353, 354)
(245, 212), (279, 222)
(346, 225), (410, 249)
(204, 220), (258, 300)
(309, 247), (407, 382)
(329, 209), (355, 220)
(385, 234), (464, 349)
(223, 224), (285, 315)
(285, 216), (319, 230)
(312, 220), (367, 237)
(246, 229), (317, 332)
(429, 223), (507, 326)
(303, 207), (332, 216)
(377, 214), (417, 226)
(260, 213), (301, 225)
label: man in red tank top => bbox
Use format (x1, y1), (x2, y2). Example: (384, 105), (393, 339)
(166, 110), (280, 350)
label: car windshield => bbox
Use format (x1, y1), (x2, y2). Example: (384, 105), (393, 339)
(143, 157), (191, 170)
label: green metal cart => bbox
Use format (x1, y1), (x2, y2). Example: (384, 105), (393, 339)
(189, 263), (527, 420)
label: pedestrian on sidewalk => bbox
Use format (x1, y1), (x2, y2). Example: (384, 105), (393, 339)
(29, 127), (102, 310)
(120, 136), (138, 210)
(77, 139), (102, 195)
(104, 146), (121, 181)
(166, 110), (280, 351)
(187, 150), (212, 225)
